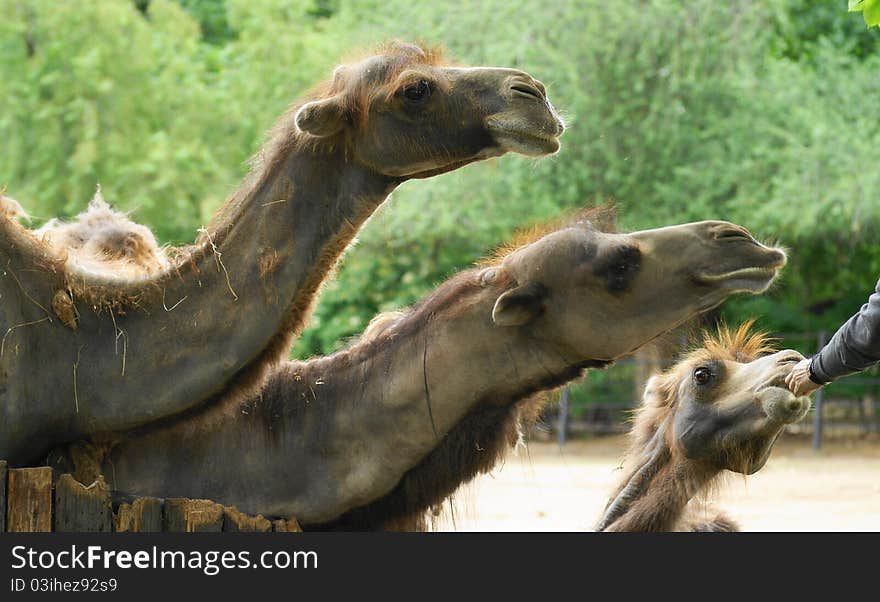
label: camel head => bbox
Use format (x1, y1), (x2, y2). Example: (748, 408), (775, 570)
(293, 42), (564, 178)
(484, 212), (787, 362)
(596, 324), (810, 532)
(646, 326), (811, 475)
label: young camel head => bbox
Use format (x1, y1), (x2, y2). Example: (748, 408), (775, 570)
(483, 212), (787, 363)
(655, 326), (810, 475)
(596, 325), (811, 532)
(293, 41), (564, 178)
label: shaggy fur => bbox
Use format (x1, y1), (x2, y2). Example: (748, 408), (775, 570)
(0, 193), (28, 221)
(34, 188), (168, 278)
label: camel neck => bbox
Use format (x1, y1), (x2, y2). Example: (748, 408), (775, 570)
(598, 438), (717, 532)
(69, 145), (395, 437)
(106, 278), (593, 524)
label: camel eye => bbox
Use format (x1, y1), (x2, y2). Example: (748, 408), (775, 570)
(402, 80), (431, 103)
(693, 366), (713, 386)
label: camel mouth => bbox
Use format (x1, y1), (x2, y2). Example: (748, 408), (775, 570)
(757, 385), (811, 425)
(694, 266), (781, 293)
(486, 117), (563, 157)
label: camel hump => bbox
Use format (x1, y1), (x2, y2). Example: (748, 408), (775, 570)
(34, 187), (169, 278)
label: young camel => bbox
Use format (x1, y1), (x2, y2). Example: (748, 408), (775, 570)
(0, 42), (564, 465)
(92, 211), (788, 529)
(596, 324), (811, 532)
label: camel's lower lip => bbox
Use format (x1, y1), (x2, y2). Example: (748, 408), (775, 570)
(487, 124), (561, 156)
(694, 266), (780, 292)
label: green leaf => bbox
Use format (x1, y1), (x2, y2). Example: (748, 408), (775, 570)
(864, 1), (880, 27)
(849, 0), (880, 27)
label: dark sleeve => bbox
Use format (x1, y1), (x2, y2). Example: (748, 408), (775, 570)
(809, 277), (880, 384)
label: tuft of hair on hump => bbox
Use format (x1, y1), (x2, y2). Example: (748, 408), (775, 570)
(477, 202), (618, 267)
(0, 192), (29, 222)
(34, 186), (169, 277)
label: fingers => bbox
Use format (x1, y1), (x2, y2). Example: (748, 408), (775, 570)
(785, 359), (817, 396)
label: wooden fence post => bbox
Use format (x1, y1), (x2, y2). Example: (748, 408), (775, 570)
(0, 460), (7, 532)
(164, 499), (224, 532)
(223, 506), (272, 532)
(115, 497), (164, 532)
(272, 518), (302, 532)
(7, 467), (53, 532)
(54, 474), (112, 532)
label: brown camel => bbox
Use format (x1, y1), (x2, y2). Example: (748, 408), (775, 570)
(0, 42), (564, 465)
(595, 323), (811, 532)
(89, 211), (787, 529)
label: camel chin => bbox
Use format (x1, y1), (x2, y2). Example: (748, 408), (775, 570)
(486, 115), (563, 156)
(490, 128), (561, 156)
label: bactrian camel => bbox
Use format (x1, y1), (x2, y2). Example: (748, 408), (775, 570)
(82, 210), (788, 529)
(596, 323), (811, 532)
(0, 42), (565, 464)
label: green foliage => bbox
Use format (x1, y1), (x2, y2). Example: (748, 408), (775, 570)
(850, 0), (880, 28)
(772, 0), (879, 59)
(1, 0), (879, 380)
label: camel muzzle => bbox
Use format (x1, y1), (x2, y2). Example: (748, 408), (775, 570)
(758, 386), (812, 424)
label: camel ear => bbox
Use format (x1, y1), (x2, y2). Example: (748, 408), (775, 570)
(295, 96), (345, 137)
(492, 282), (547, 327)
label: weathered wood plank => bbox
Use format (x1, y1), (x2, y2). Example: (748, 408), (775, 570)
(222, 506), (272, 532)
(54, 474), (112, 532)
(0, 460), (7, 532)
(272, 517), (302, 532)
(164, 498), (224, 532)
(115, 497), (163, 532)
(7, 467), (52, 532)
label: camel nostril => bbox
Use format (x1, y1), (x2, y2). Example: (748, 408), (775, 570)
(532, 78), (547, 97)
(510, 82), (545, 102)
(715, 226), (754, 242)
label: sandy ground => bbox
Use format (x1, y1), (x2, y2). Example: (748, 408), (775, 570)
(434, 434), (880, 531)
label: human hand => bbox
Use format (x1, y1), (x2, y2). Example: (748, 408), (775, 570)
(785, 358), (822, 397)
